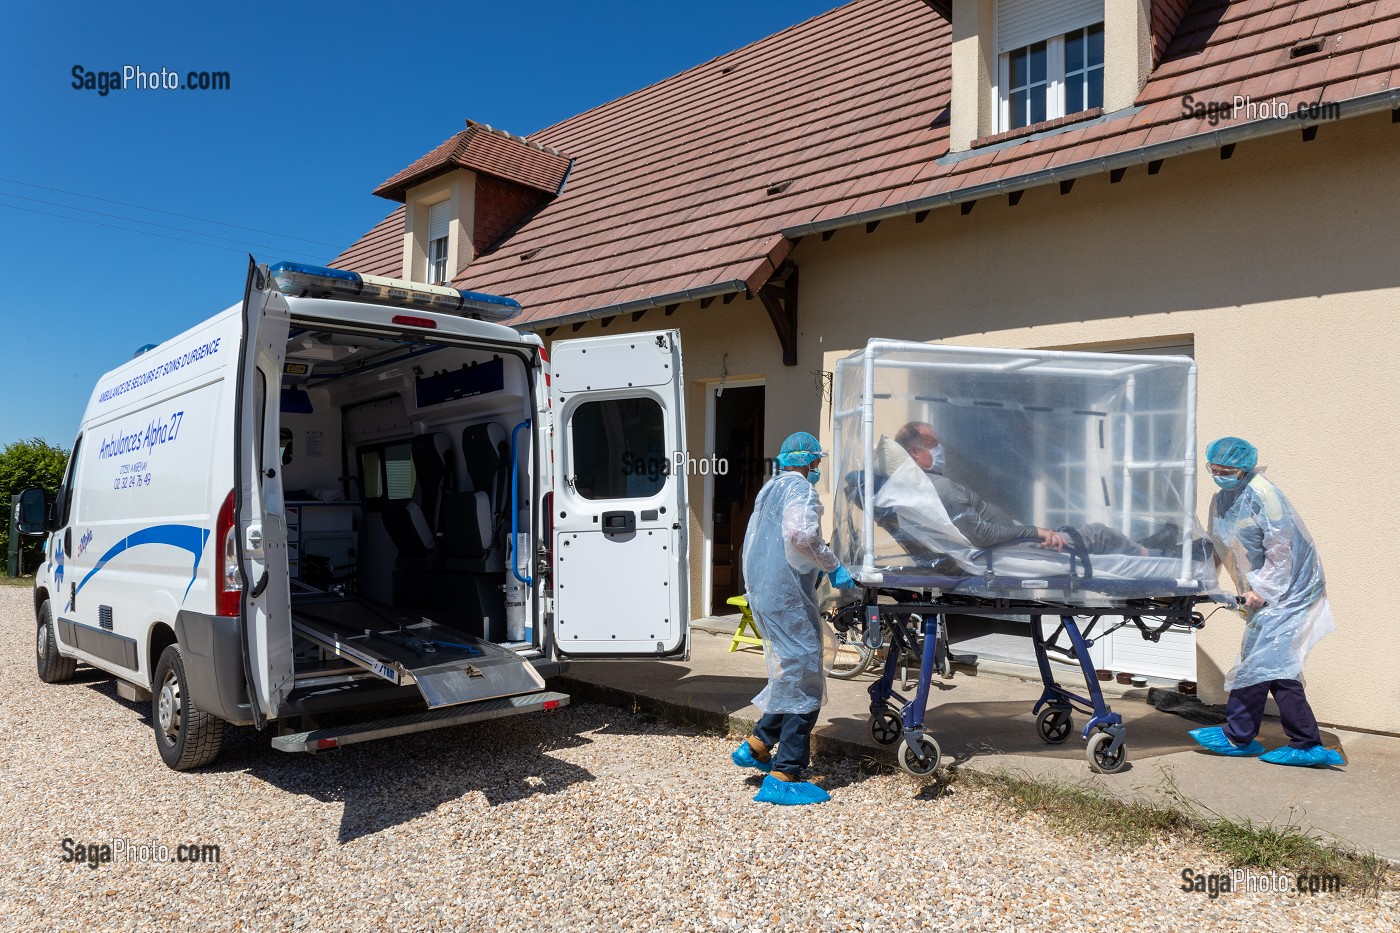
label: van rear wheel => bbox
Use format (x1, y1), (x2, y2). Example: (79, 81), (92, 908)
(36, 600), (77, 683)
(153, 644), (223, 770)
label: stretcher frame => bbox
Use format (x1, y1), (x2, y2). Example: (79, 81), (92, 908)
(847, 585), (1209, 776)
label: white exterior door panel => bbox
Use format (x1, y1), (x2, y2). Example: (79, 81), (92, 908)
(549, 330), (689, 658)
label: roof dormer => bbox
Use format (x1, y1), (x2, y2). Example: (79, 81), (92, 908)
(372, 121), (571, 284)
(950, 0), (1157, 152)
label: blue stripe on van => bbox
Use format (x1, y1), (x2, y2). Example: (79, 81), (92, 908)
(75, 525), (212, 602)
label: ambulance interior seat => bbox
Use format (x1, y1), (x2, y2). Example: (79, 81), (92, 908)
(434, 422), (510, 640)
(382, 432), (452, 571)
(443, 422), (509, 574)
(388, 426), (511, 641)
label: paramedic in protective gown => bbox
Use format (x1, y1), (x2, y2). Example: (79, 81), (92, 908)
(1188, 437), (1344, 768)
(730, 432), (856, 805)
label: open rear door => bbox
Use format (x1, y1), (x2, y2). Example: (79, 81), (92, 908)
(236, 261), (293, 723)
(549, 330), (689, 658)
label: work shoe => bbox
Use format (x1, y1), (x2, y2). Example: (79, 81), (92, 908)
(753, 775), (830, 806)
(1259, 745), (1345, 768)
(731, 740), (771, 773)
(1188, 726), (1264, 757)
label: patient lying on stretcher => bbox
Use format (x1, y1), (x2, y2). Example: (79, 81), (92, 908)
(890, 421), (1172, 557)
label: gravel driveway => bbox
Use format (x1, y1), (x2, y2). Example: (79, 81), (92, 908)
(1, 585), (1394, 932)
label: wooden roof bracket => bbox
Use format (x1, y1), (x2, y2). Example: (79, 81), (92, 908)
(759, 261), (799, 367)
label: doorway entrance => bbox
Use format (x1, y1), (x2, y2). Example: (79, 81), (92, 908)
(707, 384), (765, 615)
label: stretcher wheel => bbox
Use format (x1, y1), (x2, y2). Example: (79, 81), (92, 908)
(1086, 731), (1128, 774)
(897, 736), (941, 777)
(870, 710), (903, 746)
(1035, 707), (1074, 744)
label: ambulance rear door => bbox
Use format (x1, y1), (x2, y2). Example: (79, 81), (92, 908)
(548, 330), (689, 658)
(235, 261), (293, 722)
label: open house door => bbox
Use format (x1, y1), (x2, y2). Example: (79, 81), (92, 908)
(549, 330), (689, 658)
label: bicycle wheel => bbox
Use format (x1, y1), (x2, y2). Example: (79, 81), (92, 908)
(828, 629), (874, 679)
(827, 626), (874, 679)
(823, 601), (873, 680)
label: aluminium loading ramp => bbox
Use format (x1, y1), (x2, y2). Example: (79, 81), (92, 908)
(291, 597), (545, 709)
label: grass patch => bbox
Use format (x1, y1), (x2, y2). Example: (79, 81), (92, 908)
(0, 574), (33, 588)
(959, 767), (1395, 898)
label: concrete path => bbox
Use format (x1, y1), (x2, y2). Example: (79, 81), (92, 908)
(558, 621), (1400, 862)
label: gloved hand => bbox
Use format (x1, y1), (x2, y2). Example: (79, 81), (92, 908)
(830, 565), (857, 590)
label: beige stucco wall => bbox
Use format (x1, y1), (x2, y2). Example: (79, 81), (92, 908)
(547, 110), (1400, 734)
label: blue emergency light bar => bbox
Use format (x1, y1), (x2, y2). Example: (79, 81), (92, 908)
(268, 261), (522, 323)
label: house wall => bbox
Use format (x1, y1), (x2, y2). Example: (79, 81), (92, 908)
(788, 111), (1400, 734)
(545, 110), (1400, 734)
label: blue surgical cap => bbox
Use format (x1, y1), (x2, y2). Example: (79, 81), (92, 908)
(776, 431), (823, 468)
(1206, 436), (1258, 472)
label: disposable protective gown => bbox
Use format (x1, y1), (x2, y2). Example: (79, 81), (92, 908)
(741, 471), (839, 714)
(1209, 473), (1335, 691)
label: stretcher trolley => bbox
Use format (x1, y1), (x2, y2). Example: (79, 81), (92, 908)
(830, 340), (1226, 775)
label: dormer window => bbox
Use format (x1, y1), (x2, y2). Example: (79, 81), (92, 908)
(996, 0), (1104, 131)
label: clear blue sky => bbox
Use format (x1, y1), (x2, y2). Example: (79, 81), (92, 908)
(0, 0), (839, 450)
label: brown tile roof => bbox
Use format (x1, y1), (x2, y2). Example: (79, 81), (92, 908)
(372, 122), (570, 202)
(335, 0), (1400, 328)
(331, 205), (401, 278)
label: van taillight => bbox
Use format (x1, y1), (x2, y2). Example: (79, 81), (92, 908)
(216, 489), (242, 617)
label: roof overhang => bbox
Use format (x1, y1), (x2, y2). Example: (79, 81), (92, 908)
(784, 89), (1400, 239)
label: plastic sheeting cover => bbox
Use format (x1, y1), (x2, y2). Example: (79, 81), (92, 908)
(740, 470), (839, 714)
(1210, 473), (1335, 691)
(831, 341), (1220, 601)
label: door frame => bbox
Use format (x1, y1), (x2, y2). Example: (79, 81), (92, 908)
(701, 377), (764, 618)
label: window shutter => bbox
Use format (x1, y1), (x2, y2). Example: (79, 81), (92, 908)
(997, 0), (1103, 52)
(427, 200), (451, 243)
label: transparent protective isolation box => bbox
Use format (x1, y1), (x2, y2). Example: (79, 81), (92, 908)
(832, 340), (1218, 602)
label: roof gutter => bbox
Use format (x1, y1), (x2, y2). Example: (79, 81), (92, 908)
(518, 279), (748, 333)
(782, 88), (1400, 239)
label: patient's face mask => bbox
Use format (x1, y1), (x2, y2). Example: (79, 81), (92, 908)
(928, 443), (946, 475)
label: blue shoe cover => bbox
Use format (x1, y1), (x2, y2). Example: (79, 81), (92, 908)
(731, 741), (771, 772)
(1189, 726), (1264, 756)
(1259, 745), (1341, 767)
(753, 775), (830, 806)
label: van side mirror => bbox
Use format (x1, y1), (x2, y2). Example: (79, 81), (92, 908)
(14, 487), (51, 536)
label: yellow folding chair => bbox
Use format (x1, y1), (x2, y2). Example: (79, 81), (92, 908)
(725, 595), (764, 652)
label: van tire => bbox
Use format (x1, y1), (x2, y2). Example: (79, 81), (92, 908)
(36, 601), (77, 683)
(153, 644), (224, 770)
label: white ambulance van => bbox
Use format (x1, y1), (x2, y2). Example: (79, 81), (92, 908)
(18, 260), (689, 769)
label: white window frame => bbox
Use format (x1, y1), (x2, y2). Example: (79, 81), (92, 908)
(1061, 23), (1105, 117)
(995, 20), (1104, 133)
(427, 235), (449, 285)
(425, 197), (452, 284)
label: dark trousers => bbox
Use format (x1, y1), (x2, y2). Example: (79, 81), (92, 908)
(752, 708), (821, 777)
(1224, 678), (1322, 749)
